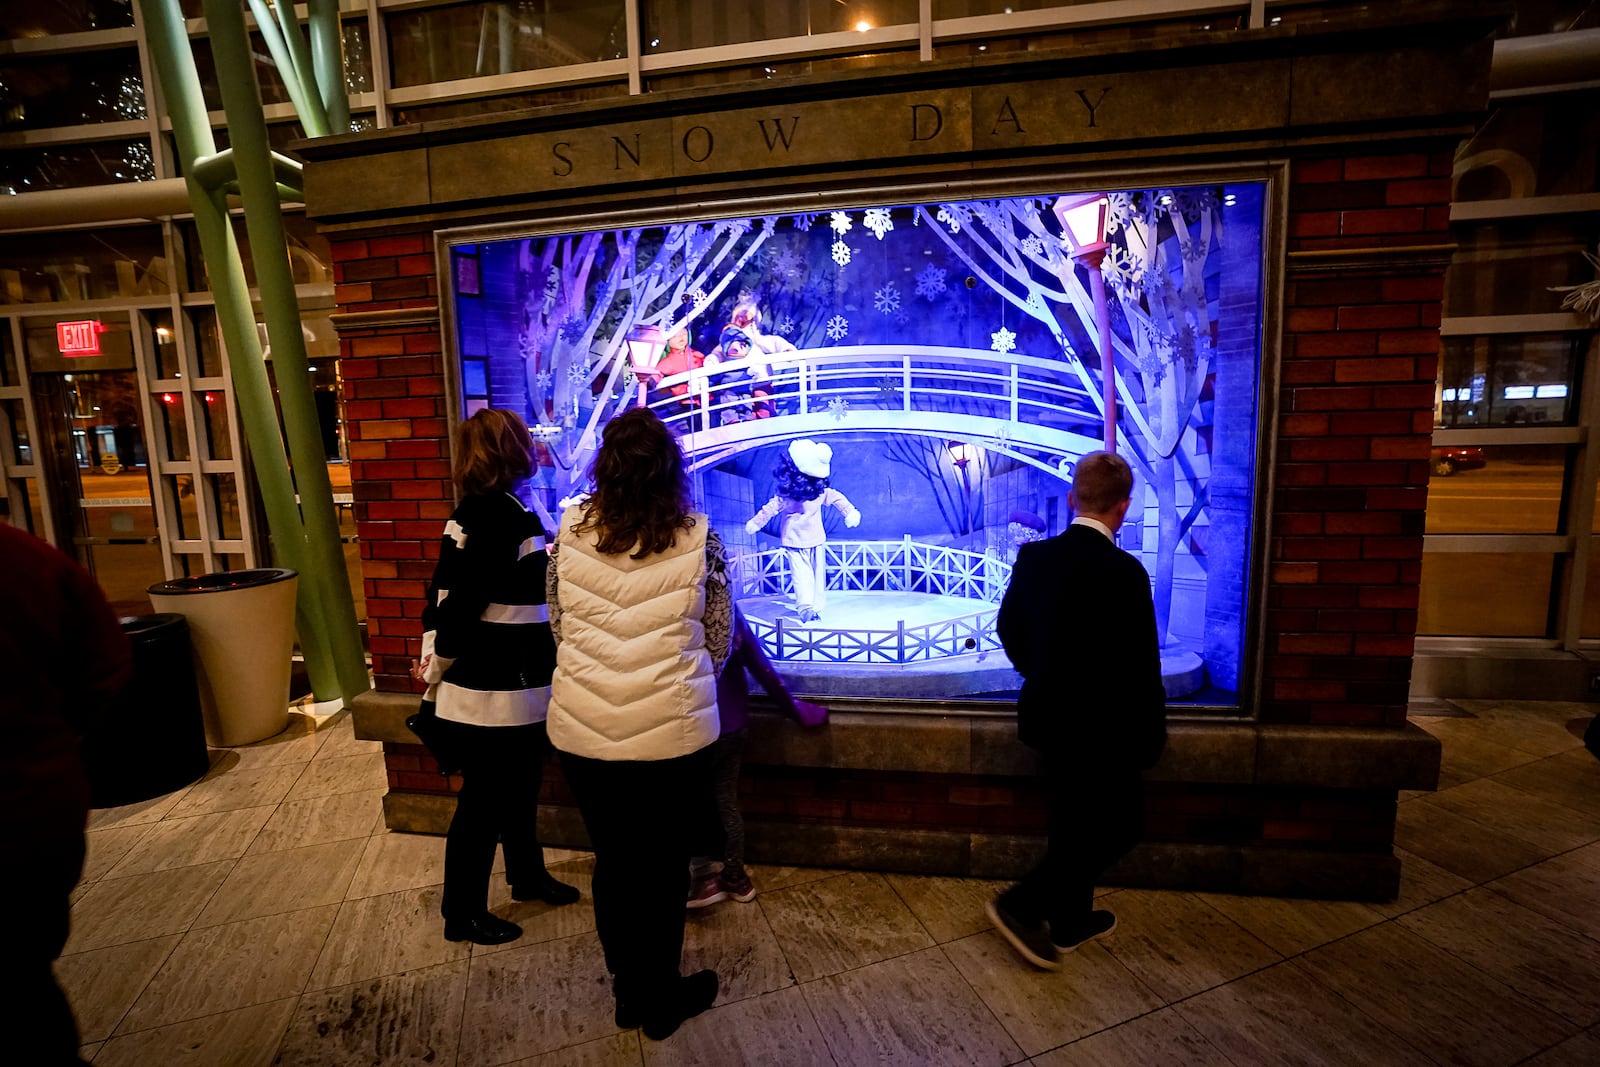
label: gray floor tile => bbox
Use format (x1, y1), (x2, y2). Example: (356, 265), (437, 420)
(1194, 892), (1384, 957)
(345, 829), (448, 900)
(285, 752), (388, 802)
(92, 998), (298, 1067)
(80, 823), (153, 885)
(1427, 778), (1600, 854)
(504, 1031), (643, 1067)
(1489, 841), (1600, 942)
(758, 870), (934, 983)
(1493, 750), (1600, 819)
(456, 933), (620, 1065)
(1369, 847), (1474, 919)
(680, 893), (795, 1004)
(55, 935), (182, 1043)
(195, 837), (366, 928)
(167, 762), (305, 819)
(66, 861), (234, 954)
(1095, 889), (1281, 1003)
(246, 788), (386, 855)
(1393, 796), (1555, 884)
(105, 805), (276, 877)
(640, 986), (832, 1067)
(274, 959), (468, 1067)
(884, 872), (1011, 943)
(1031, 1007), (1231, 1066)
(1519, 1026), (1600, 1067)
(307, 885), (469, 991)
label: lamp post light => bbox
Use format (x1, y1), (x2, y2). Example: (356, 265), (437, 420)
(1052, 192), (1116, 453)
(948, 440), (979, 534)
(622, 323), (670, 409)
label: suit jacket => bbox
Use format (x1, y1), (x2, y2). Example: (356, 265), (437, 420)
(996, 523), (1167, 771)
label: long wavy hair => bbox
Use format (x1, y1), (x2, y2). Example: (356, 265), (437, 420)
(576, 408), (696, 558)
(453, 408), (533, 496)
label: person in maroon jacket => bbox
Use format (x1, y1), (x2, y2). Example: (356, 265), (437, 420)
(0, 524), (132, 1063)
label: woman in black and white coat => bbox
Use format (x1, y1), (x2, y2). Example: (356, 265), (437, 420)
(416, 408), (578, 946)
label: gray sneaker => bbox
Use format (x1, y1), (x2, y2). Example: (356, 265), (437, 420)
(986, 898), (1060, 971)
(1052, 909), (1118, 952)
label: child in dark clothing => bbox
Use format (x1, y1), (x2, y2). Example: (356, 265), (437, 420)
(688, 605), (826, 907)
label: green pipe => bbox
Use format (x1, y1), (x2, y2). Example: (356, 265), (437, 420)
(242, 0), (328, 137)
(306, 0), (350, 133)
(205, 0), (369, 701)
(135, 0), (340, 697)
(266, 0), (326, 136)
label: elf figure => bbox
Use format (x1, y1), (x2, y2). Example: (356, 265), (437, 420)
(745, 440), (861, 624)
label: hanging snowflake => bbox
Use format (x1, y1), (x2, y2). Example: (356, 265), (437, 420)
(914, 264), (947, 301)
(829, 211), (853, 235)
(558, 316), (586, 345)
(827, 397), (850, 421)
(825, 315), (850, 341)
(973, 202), (1004, 231)
(688, 287), (709, 308)
(770, 247), (805, 280)
(776, 316), (795, 336)
(894, 310), (911, 327)
(793, 213), (819, 231)
(935, 204), (971, 233)
(566, 361), (591, 385)
(831, 241), (853, 268)
(875, 375), (900, 406)
(534, 370), (552, 393)
(990, 326), (1017, 355)
(591, 279), (611, 304)
(1105, 192), (1134, 236)
(1020, 236), (1045, 257)
(873, 284), (901, 315)
(863, 208), (894, 240)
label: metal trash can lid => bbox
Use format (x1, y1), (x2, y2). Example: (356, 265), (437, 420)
(147, 567), (297, 596)
(119, 612), (188, 638)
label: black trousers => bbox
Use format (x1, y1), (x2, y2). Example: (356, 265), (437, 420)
(441, 720), (551, 921)
(1001, 759), (1145, 938)
(559, 744), (716, 1005)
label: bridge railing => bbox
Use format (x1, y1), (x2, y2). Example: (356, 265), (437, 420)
(733, 537), (1014, 663)
(646, 344), (1100, 436)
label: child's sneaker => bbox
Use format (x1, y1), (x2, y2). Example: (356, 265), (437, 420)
(687, 874), (727, 909)
(720, 869), (757, 903)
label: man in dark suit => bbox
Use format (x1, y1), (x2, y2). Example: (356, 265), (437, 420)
(987, 450), (1167, 970)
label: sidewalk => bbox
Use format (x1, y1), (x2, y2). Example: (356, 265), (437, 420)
(60, 699), (1600, 1065)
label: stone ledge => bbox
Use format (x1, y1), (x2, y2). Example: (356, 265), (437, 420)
(355, 690), (1440, 792)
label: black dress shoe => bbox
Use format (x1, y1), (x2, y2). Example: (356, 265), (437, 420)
(641, 969), (719, 1041)
(511, 873), (580, 906)
(443, 913), (523, 945)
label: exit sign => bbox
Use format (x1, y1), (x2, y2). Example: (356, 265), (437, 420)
(57, 319), (103, 356)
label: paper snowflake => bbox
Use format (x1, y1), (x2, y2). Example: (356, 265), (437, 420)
(688, 287), (708, 308)
(873, 284), (901, 315)
(935, 204), (971, 233)
(990, 326), (1017, 355)
(534, 370), (552, 393)
(566, 361), (591, 385)
(558, 316), (587, 345)
(863, 208), (894, 240)
(1020, 236), (1045, 257)
(793, 213), (819, 231)
(875, 375), (901, 406)
(824, 315), (850, 341)
(770, 247), (805, 280)
(914, 264), (947, 301)
(776, 317), (795, 336)
(829, 211), (853, 235)
(831, 241), (853, 267)
(827, 397), (850, 421)
(894, 311), (911, 327)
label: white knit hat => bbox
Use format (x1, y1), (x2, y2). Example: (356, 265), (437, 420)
(788, 439), (832, 479)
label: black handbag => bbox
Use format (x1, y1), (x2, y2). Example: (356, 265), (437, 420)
(406, 699), (465, 777)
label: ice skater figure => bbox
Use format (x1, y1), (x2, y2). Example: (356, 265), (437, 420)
(745, 439), (861, 624)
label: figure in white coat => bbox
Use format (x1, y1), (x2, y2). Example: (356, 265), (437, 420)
(745, 440), (861, 624)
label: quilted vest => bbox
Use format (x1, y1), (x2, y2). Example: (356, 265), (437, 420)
(547, 507), (719, 761)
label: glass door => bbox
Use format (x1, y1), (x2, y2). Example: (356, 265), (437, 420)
(31, 370), (166, 615)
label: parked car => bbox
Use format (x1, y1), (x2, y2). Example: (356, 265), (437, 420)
(1431, 445), (1487, 476)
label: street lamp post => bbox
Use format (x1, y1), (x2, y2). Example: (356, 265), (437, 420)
(622, 323), (670, 409)
(948, 440), (978, 534)
(1052, 193), (1116, 453)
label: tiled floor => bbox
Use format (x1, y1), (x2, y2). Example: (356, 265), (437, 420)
(59, 699), (1600, 1066)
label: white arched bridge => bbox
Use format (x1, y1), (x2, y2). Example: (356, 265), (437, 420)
(644, 344), (1118, 479)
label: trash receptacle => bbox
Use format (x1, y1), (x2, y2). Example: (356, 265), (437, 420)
(148, 568), (298, 747)
(83, 613), (211, 808)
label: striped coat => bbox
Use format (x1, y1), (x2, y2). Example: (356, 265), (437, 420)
(421, 492), (557, 726)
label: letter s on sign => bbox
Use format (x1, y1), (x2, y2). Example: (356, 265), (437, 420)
(552, 141), (573, 177)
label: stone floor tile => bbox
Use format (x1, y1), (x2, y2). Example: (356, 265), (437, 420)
(1425, 715), (1583, 760)
(745, 863), (852, 892)
(1493, 750), (1600, 819)
(476, 854), (598, 957)
(1094, 889), (1281, 1003)
(1369, 847), (1474, 919)
(66, 861), (233, 954)
(307, 885), (469, 991)
(284, 752), (388, 802)
(345, 829), (449, 900)
(247, 788), (387, 855)
(1519, 1026), (1600, 1067)
(117, 905), (339, 1033)
(195, 837), (366, 929)
(504, 1031), (643, 1067)
(758, 870), (933, 983)
(1175, 959), (1432, 1066)
(1427, 778), (1600, 854)
(942, 929), (1163, 1057)
(641, 985), (832, 1067)
(1030, 1007), (1231, 1066)
(80, 823), (153, 885)
(1393, 796), (1556, 884)
(92, 998), (297, 1067)
(167, 763), (305, 820)
(1297, 922), (1576, 1067)
(86, 787), (193, 833)
(681, 892), (796, 1004)
(1193, 892), (1385, 957)
(79, 1042), (101, 1061)
(1488, 841), (1600, 942)
(1418, 722), (1545, 789)
(212, 711), (326, 772)
(457, 933), (619, 1065)
(312, 711), (385, 762)
(884, 872), (1011, 943)
(274, 959), (468, 1067)
(54, 935), (181, 1042)
(104, 804), (275, 878)
(1399, 886), (1600, 1027)
(801, 946), (1023, 1067)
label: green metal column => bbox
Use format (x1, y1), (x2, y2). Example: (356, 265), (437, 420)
(204, 0), (370, 702)
(306, 0), (350, 134)
(135, 0), (340, 695)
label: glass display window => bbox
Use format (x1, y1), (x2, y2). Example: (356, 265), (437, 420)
(447, 184), (1268, 708)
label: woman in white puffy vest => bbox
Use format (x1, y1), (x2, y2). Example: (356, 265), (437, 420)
(546, 407), (731, 1041)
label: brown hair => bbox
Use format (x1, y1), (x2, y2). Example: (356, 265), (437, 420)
(576, 407), (695, 558)
(1070, 450), (1134, 514)
(453, 408), (534, 496)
